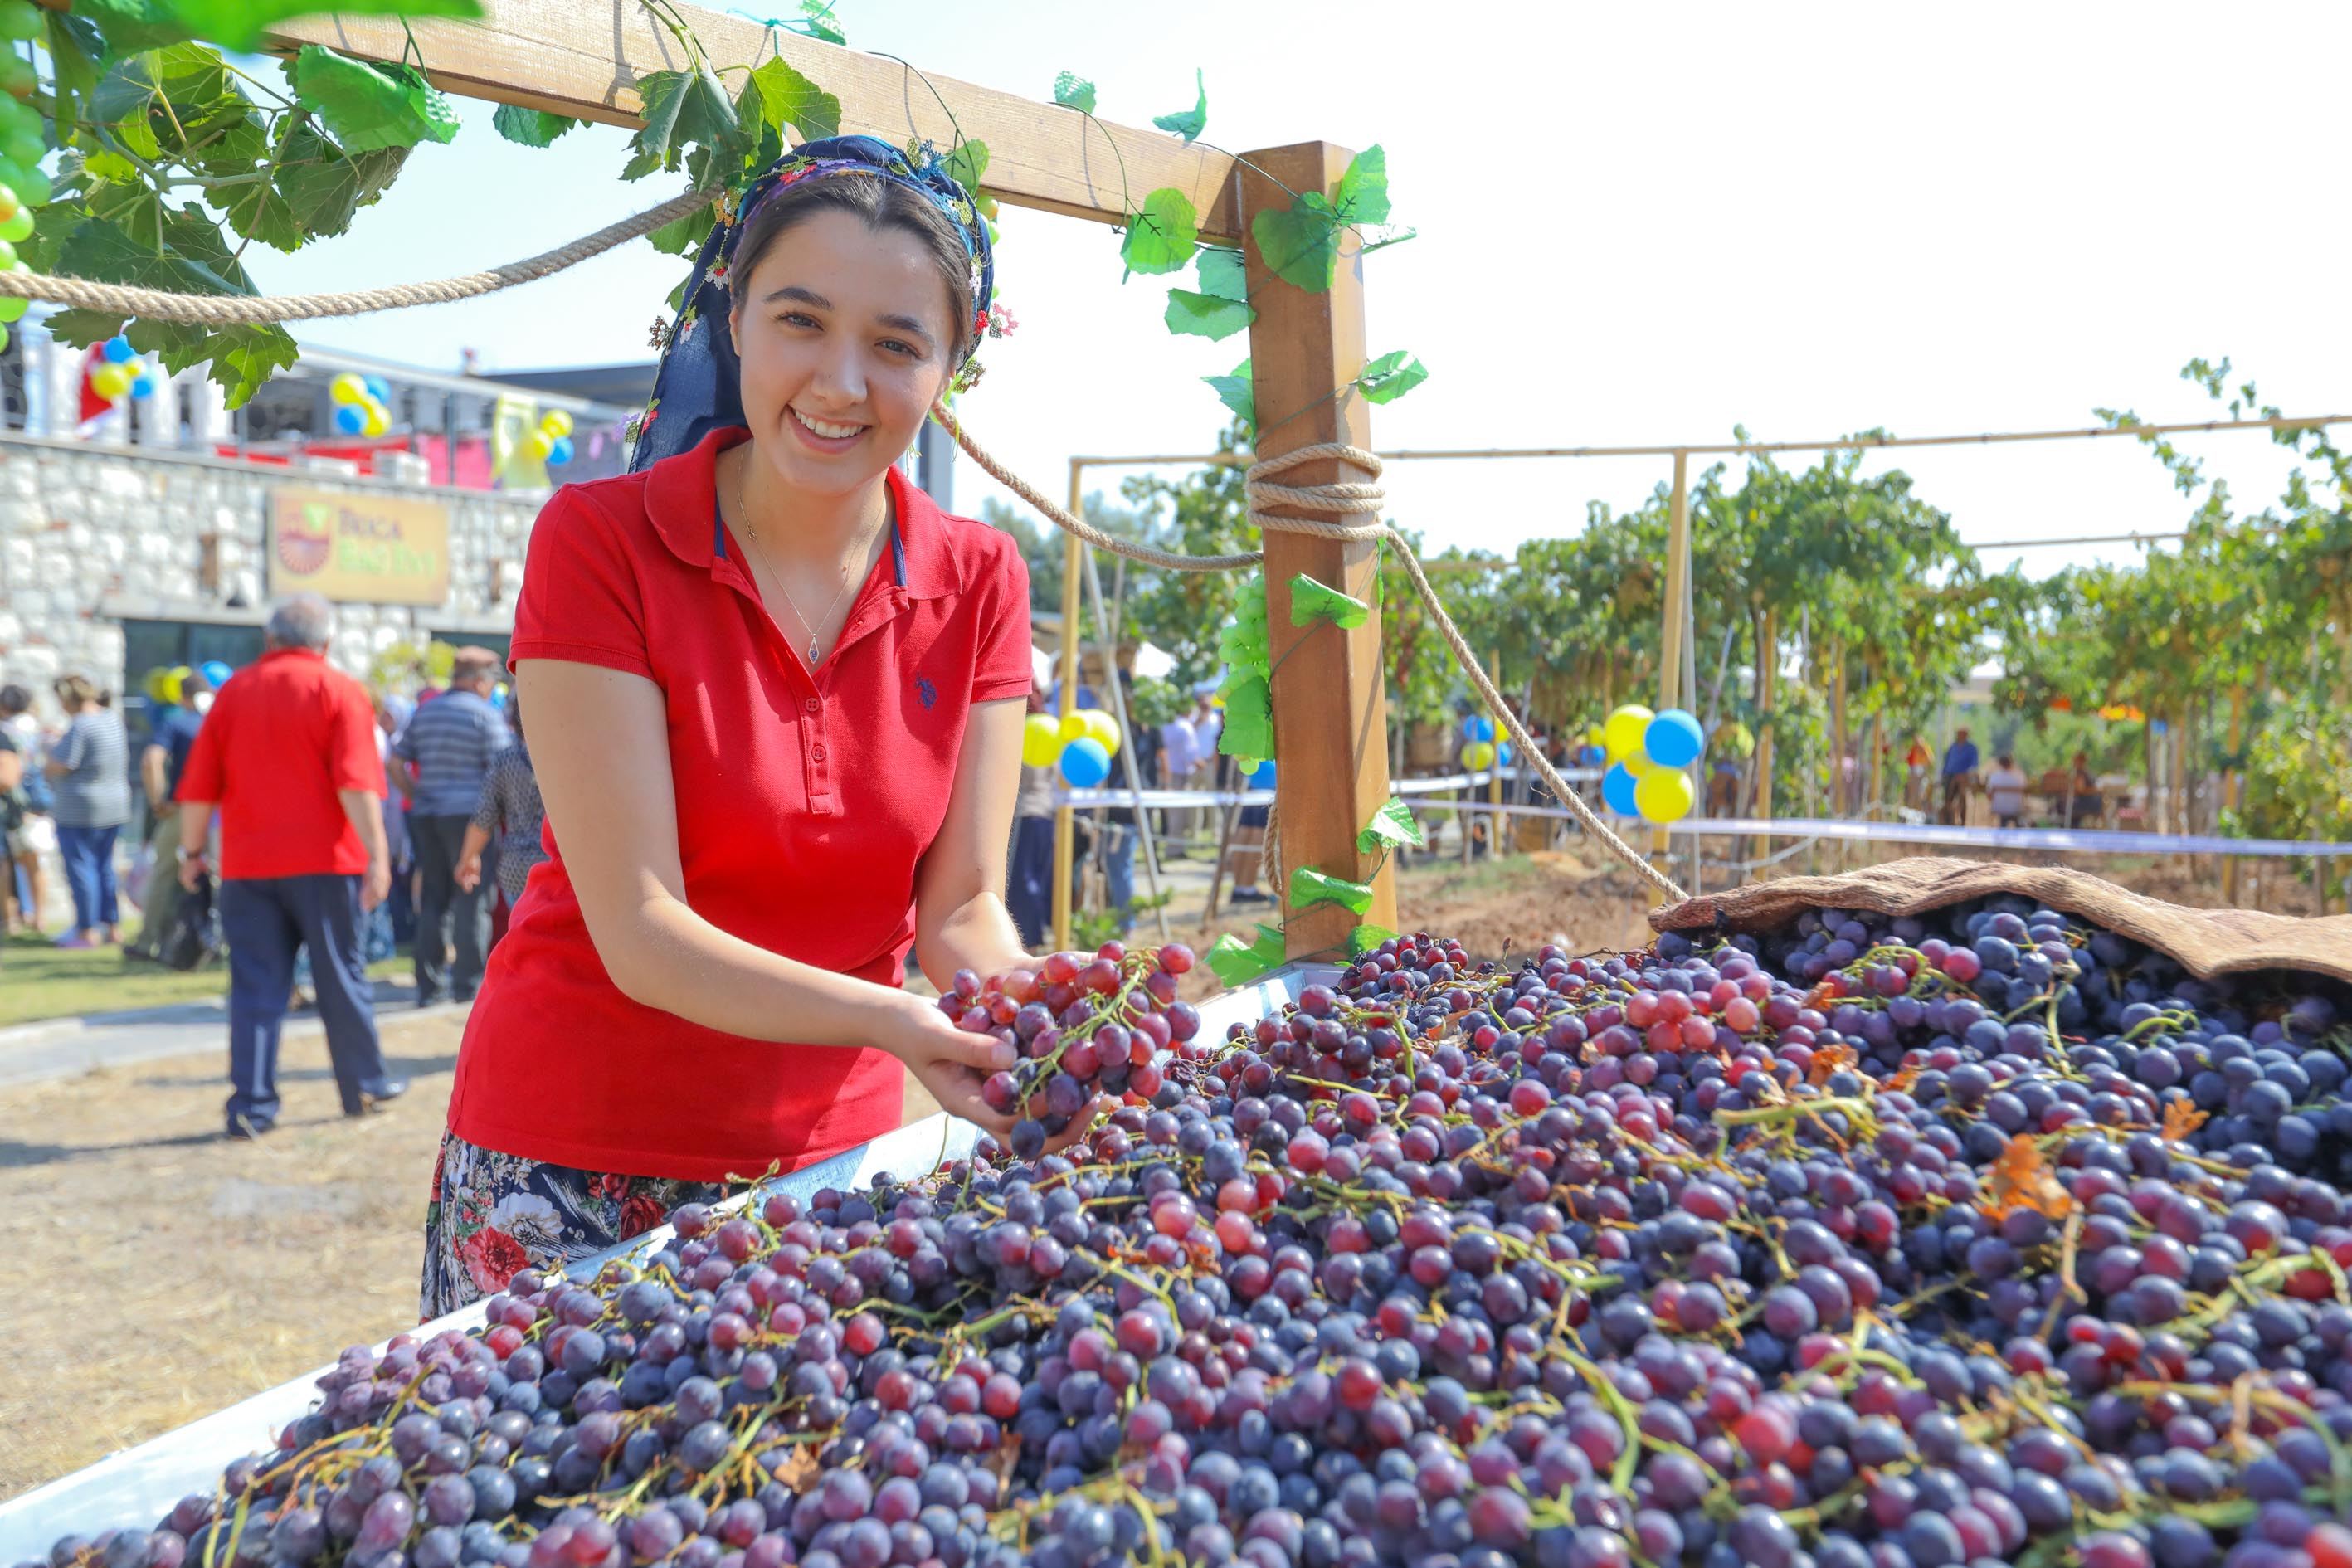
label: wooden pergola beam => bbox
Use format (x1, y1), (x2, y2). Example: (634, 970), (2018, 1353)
(266, 0), (1243, 241)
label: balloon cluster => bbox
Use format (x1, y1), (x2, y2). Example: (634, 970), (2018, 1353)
(329, 372), (395, 438)
(1024, 707), (1122, 786)
(1597, 702), (1703, 823)
(522, 407), (575, 466)
(89, 334), (160, 402)
(1457, 713), (1516, 772)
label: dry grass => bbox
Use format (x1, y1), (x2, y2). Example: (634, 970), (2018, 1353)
(0, 1015), (939, 1501)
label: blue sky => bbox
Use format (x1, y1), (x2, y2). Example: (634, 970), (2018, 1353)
(259, 2), (2352, 574)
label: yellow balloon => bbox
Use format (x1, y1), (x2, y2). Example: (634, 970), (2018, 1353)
(1615, 748), (1657, 777)
(1022, 713), (1063, 767)
(1463, 741), (1496, 771)
(361, 399), (390, 438)
(1079, 709), (1120, 757)
(1057, 712), (1089, 743)
(1583, 726), (1606, 748)
(91, 362), (132, 399)
(540, 408), (574, 439)
(167, 665), (192, 704)
(329, 373), (368, 406)
(1602, 704), (1653, 761)
(1634, 767), (1695, 824)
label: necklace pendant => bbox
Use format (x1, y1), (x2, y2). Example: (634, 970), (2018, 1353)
(807, 635), (822, 665)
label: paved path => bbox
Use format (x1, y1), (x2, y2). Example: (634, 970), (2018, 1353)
(0, 982), (470, 1089)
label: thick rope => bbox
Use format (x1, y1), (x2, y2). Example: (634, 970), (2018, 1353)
(0, 187), (721, 323)
(940, 403), (1687, 903)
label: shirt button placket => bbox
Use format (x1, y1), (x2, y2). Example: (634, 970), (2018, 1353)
(804, 690), (833, 814)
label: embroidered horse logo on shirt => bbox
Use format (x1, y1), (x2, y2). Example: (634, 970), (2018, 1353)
(915, 674), (937, 709)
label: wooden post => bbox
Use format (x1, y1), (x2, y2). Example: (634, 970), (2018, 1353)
(1488, 648), (1505, 858)
(2222, 684), (2245, 904)
(1049, 460), (1083, 951)
(1653, 451), (1691, 897)
(1753, 606), (1776, 869)
(1238, 142), (1396, 960)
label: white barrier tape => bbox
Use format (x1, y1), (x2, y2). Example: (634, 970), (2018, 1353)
(1058, 767), (1600, 813)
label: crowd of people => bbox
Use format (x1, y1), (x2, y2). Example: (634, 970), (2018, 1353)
(0, 595), (548, 1139)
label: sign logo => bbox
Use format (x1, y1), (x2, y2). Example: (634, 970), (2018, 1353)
(266, 485), (452, 607)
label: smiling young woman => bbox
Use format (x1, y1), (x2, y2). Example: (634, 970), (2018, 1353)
(420, 139), (1049, 1317)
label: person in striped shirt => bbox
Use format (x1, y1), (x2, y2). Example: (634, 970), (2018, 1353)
(392, 647), (512, 1005)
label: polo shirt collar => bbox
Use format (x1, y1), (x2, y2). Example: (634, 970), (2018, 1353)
(644, 426), (962, 601)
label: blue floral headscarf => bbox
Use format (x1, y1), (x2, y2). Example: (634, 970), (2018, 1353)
(627, 134), (996, 474)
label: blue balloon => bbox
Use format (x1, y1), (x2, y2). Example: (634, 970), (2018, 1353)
(547, 435), (575, 465)
(200, 660), (235, 689)
(102, 334), (134, 364)
(1248, 759), (1277, 788)
(1644, 709), (1705, 769)
(1460, 715), (1496, 743)
(1496, 741), (1515, 767)
(130, 373), (157, 398)
(334, 403), (367, 435)
(1059, 737), (1111, 788)
(363, 375), (392, 403)
(1602, 762), (1642, 816)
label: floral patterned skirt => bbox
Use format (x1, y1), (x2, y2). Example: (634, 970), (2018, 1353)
(419, 1130), (725, 1321)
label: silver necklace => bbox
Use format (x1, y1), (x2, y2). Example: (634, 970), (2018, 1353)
(731, 461), (880, 667)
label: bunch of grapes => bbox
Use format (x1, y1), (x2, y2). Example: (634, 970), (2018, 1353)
(947, 943), (1204, 1160)
(23, 905), (2352, 1568)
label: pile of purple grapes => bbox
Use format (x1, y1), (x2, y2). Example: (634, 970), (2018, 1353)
(23, 894), (2352, 1568)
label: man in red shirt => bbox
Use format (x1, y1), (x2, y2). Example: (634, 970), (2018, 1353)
(178, 594), (407, 1138)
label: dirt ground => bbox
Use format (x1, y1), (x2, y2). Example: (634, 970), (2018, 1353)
(0, 843), (2306, 1502)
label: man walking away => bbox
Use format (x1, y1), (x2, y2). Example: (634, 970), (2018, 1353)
(1940, 727), (1980, 826)
(394, 646), (511, 1005)
(128, 666), (212, 961)
(176, 594), (404, 1138)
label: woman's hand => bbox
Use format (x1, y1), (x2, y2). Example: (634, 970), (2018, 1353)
(880, 994), (1021, 1135)
(455, 853), (481, 893)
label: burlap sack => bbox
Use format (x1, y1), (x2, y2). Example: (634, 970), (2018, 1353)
(1649, 856), (2352, 984)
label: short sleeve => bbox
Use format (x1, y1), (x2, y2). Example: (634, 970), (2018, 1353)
(510, 486), (655, 679)
(178, 706), (226, 803)
(52, 718), (86, 770)
(967, 533), (1032, 704)
(329, 683), (388, 796)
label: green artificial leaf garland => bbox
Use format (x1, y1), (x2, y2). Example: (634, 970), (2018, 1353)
(1206, 923), (1287, 987)
(1356, 349), (1428, 405)
(1356, 797), (1426, 855)
(939, 139), (990, 198)
(1121, 187), (1198, 275)
(791, 0), (845, 45)
(167, 0), (483, 53)
(1334, 144), (1390, 225)
(1290, 867), (1375, 916)
(628, 65), (743, 178)
(1288, 572), (1369, 629)
(751, 56), (842, 140)
(1195, 247), (1248, 301)
(1346, 923), (1397, 959)
(1203, 357), (1254, 426)
(1252, 192), (1339, 293)
(1152, 69), (1206, 143)
(1053, 72), (1097, 114)
(1217, 673), (1274, 760)
(1163, 289), (1253, 341)
(493, 104), (579, 148)
(289, 46), (460, 154)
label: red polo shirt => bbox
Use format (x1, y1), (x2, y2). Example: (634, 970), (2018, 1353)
(448, 429), (1032, 1181)
(175, 647), (387, 879)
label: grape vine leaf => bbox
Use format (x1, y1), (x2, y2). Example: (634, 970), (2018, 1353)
(628, 66), (743, 179)
(940, 140), (990, 199)
(1290, 868), (1375, 916)
(1355, 350), (1427, 405)
(750, 57), (842, 142)
(70, 0), (193, 52)
(274, 123), (410, 239)
(1152, 70), (1207, 143)
(790, 0), (845, 45)
(647, 204), (718, 257)
(59, 216), (245, 296)
(1121, 187), (1198, 275)
(1195, 248), (1248, 301)
(222, 169), (300, 252)
(1356, 797), (1427, 855)
(1252, 192), (1339, 293)
(1053, 72), (1097, 114)
(1346, 923), (1397, 959)
(1163, 289), (1253, 342)
(166, 0), (483, 51)
(43, 12), (110, 121)
(1203, 357), (1254, 425)
(85, 178), (167, 255)
(1333, 144), (1390, 225)
(1206, 923), (1287, 987)
(290, 46), (460, 154)
(1217, 673), (1274, 759)
(1288, 572), (1369, 629)
(492, 104), (579, 148)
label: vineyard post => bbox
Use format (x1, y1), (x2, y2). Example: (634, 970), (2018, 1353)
(1237, 142), (1398, 960)
(1488, 647), (1504, 857)
(1656, 450), (1692, 898)
(1051, 460), (1083, 951)
(2223, 684), (2245, 905)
